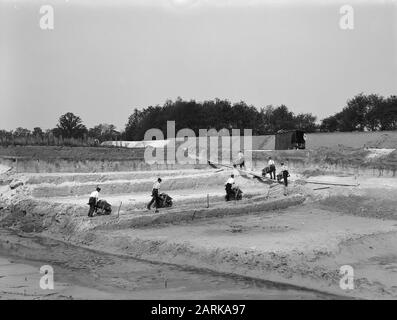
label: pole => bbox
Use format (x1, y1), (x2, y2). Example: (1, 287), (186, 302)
(117, 201), (122, 218)
(305, 181), (359, 187)
(313, 187), (331, 191)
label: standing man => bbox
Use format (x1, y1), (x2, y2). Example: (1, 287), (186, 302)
(88, 187), (101, 218)
(225, 174), (235, 201)
(147, 178), (162, 213)
(236, 151), (246, 170)
(280, 162), (289, 196)
(268, 157), (276, 180)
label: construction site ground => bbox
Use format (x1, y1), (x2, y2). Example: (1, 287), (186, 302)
(0, 153), (396, 300)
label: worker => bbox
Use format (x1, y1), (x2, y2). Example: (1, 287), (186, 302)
(147, 178), (162, 213)
(236, 151), (245, 170)
(88, 187), (101, 218)
(268, 156), (276, 180)
(280, 162), (289, 195)
(232, 164), (240, 176)
(225, 174), (235, 201)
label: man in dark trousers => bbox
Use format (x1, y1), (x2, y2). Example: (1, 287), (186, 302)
(268, 156), (276, 180)
(280, 162), (289, 196)
(88, 187), (101, 217)
(147, 178), (162, 213)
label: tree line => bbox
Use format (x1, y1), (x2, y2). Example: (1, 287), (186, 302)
(1, 93), (395, 146)
(124, 98), (318, 140)
(0, 113), (121, 147)
(320, 94), (397, 132)
(125, 93), (396, 140)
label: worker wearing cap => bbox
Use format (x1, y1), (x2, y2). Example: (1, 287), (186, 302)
(88, 187), (101, 217)
(225, 174), (235, 201)
(147, 178), (162, 213)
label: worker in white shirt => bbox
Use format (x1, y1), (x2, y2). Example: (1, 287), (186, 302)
(268, 157), (276, 180)
(88, 187), (101, 217)
(147, 178), (162, 213)
(225, 174), (235, 201)
(236, 151), (246, 170)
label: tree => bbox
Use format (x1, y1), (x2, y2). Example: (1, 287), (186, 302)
(320, 115), (340, 132)
(0, 130), (12, 143)
(260, 105), (296, 133)
(338, 94), (370, 131)
(53, 112), (87, 139)
(88, 123), (120, 142)
(378, 95), (397, 131)
(32, 127), (44, 138)
(320, 93), (397, 132)
(125, 108), (146, 141)
(13, 127), (31, 137)
(295, 113), (317, 132)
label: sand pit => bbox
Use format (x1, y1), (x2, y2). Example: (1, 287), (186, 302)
(1, 160), (397, 299)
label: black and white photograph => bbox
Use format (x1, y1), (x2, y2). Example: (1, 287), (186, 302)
(0, 0), (396, 308)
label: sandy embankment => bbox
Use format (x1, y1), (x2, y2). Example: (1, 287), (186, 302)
(0, 229), (346, 300)
(51, 203), (397, 300)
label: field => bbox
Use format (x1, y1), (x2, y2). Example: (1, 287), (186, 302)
(0, 146), (144, 161)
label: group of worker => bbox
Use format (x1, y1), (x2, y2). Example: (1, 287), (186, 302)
(87, 178), (164, 217)
(266, 156), (289, 186)
(88, 152), (291, 217)
(266, 156), (290, 195)
(225, 153), (290, 199)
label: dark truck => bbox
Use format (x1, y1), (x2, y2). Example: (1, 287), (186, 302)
(275, 130), (306, 150)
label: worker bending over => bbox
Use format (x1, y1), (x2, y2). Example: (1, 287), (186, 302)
(147, 178), (162, 213)
(225, 174), (235, 201)
(88, 187), (101, 217)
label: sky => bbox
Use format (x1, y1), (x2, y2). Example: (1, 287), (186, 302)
(1, 0), (396, 131)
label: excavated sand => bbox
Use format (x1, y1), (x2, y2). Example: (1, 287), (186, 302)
(1, 164), (397, 299)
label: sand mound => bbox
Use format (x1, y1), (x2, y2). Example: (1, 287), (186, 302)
(0, 164), (11, 175)
(319, 194), (397, 220)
